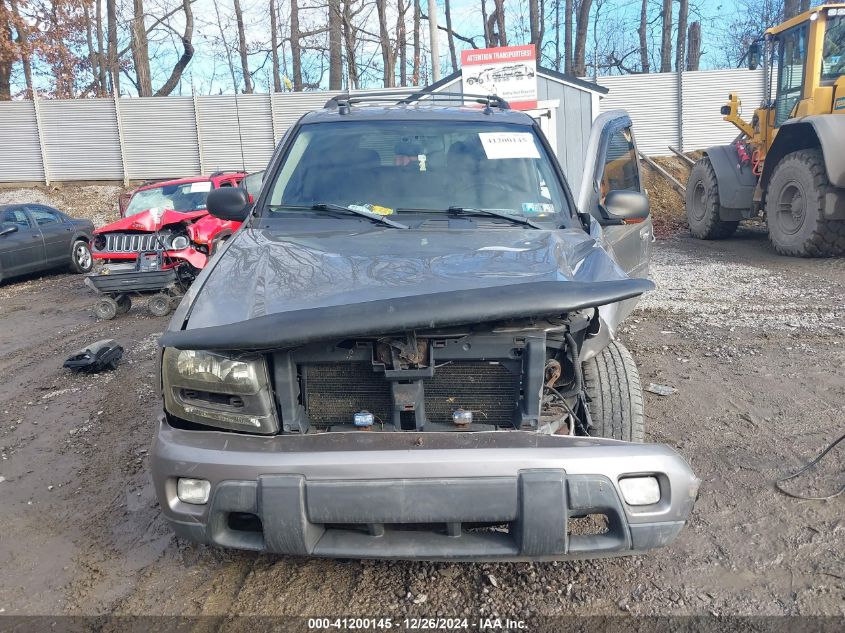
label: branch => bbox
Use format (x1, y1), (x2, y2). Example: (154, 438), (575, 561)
(421, 11), (481, 49)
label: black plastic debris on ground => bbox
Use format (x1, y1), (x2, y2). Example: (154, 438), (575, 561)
(64, 339), (124, 373)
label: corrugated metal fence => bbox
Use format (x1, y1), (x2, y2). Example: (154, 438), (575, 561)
(595, 68), (770, 156)
(0, 69), (770, 183)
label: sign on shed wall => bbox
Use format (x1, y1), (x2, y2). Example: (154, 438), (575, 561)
(460, 45), (537, 109)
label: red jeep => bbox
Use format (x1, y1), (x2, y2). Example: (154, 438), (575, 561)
(93, 171), (247, 270)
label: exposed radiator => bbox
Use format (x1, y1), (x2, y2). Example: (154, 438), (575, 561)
(302, 361), (520, 428)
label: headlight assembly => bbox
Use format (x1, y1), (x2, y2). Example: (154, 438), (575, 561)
(167, 234), (191, 250)
(162, 348), (279, 434)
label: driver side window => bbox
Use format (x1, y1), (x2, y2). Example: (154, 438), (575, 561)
(775, 25), (808, 127)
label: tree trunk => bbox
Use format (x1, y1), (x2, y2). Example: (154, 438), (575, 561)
(290, 0), (303, 90)
(233, 0), (252, 92)
(95, 0), (107, 94)
(412, 0), (420, 84)
(481, 0), (490, 47)
(155, 0), (194, 95)
(376, 0), (395, 86)
(553, 0), (560, 71)
(0, 12), (11, 101)
(564, 0), (572, 74)
(783, 0), (799, 19)
(572, 0), (592, 77)
(495, 0), (506, 46)
(10, 0), (33, 98)
(638, 0), (648, 73)
(444, 0), (457, 73)
(131, 0), (153, 96)
(659, 0), (672, 72)
(675, 0), (687, 72)
(83, 2), (101, 94)
(328, 0), (342, 89)
(798, 0), (810, 12)
(107, 0), (119, 94)
(686, 20), (701, 71)
(427, 0), (440, 81)
(341, 0), (359, 88)
(270, 0), (282, 91)
(529, 0), (541, 59)
(397, 0), (407, 86)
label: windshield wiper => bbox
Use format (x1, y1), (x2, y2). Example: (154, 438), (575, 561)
(268, 203), (408, 229)
(446, 207), (544, 229)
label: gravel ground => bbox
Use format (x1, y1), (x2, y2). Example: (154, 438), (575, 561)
(0, 184), (124, 228)
(0, 225), (843, 625)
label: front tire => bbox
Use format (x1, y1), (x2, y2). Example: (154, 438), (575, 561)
(69, 240), (93, 274)
(582, 341), (645, 442)
(686, 157), (739, 240)
(94, 297), (118, 320)
(765, 149), (845, 257)
(148, 293), (172, 317)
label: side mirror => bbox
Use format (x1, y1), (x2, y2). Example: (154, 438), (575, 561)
(748, 42), (761, 71)
(600, 190), (650, 225)
(207, 187), (251, 221)
(0, 225), (19, 237)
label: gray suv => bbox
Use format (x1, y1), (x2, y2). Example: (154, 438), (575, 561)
(152, 93), (698, 561)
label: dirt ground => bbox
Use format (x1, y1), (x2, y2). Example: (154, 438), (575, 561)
(0, 218), (843, 621)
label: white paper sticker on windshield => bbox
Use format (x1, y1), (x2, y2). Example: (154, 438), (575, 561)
(189, 181), (212, 193)
(478, 132), (540, 160)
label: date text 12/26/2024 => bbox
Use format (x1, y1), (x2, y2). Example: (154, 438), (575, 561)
(307, 617), (528, 630)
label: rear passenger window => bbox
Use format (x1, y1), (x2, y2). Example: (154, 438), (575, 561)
(601, 128), (640, 196)
(29, 207), (61, 225)
(2, 209), (31, 228)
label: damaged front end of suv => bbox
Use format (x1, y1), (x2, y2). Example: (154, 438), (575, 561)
(152, 100), (698, 561)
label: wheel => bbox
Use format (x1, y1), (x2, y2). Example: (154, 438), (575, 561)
(148, 293), (172, 317)
(685, 157), (739, 240)
(582, 341), (644, 442)
(115, 294), (132, 315)
(94, 297), (119, 320)
(69, 240), (94, 273)
(765, 149), (845, 257)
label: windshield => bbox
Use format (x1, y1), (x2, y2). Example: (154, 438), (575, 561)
(822, 13), (845, 81)
(262, 120), (570, 222)
(124, 181), (212, 217)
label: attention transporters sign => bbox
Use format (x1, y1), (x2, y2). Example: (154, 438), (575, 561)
(460, 45), (537, 110)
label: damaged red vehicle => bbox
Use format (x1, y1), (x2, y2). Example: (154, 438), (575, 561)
(93, 172), (246, 272)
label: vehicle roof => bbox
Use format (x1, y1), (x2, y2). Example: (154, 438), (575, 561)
(299, 105), (536, 126)
(768, 3), (845, 35)
(135, 173), (245, 192)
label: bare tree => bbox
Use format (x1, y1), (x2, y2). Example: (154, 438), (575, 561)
(529, 0), (543, 59)
(659, 0), (671, 72)
(290, 0), (303, 89)
(572, 0), (592, 76)
(397, 0), (407, 85)
(687, 20), (701, 70)
(675, 0), (688, 71)
(107, 0), (119, 94)
(270, 0), (282, 91)
(341, 0), (360, 88)
(444, 0), (457, 72)
(95, 0), (107, 93)
(375, 0), (395, 86)
(155, 0), (194, 95)
(564, 0), (572, 73)
(131, 0), (153, 96)
(233, 0), (252, 92)
(783, 0), (799, 18)
(10, 0), (33, 97)
(412, 0), (420, 83)
(487, 0), (507, 47)
(329, 0), (342, 88)
(638, 0), (648, 72)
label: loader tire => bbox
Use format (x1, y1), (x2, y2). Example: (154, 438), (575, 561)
(582, 341), (644, 443)
(766, 149), (845, 257)
(686, 157), (739, 240)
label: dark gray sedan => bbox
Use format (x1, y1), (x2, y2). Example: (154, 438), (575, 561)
(0, 203), (95, 283)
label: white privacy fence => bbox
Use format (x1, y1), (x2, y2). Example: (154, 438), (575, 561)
(594, 68), (770, 156)
(0, 68), (771, 184)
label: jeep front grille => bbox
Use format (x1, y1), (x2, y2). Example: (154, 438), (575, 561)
(98, 232), (167, 253)
(302, 361), (520, 428)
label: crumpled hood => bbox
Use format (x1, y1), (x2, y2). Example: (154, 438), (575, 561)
(96, 209), (207, 234)
(177, 226), (641, 333)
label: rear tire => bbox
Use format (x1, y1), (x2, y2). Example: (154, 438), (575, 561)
(765, 149), (845, 257)
(94, 297), (118, 320)
(115, 294), (131, 315)
(686, 157), (739, 240)
(69, 240), (93, 274)
(148, 293), (172, 317)
(582, 341), (645, 442)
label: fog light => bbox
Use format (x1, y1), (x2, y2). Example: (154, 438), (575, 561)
(177, 478), (211, 505)
(452, 408), (473, 426)
(353, 410), (374, 428)
(619, 476), (660, 506)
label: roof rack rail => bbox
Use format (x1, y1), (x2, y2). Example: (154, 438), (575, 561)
(323, 89), (510, 113)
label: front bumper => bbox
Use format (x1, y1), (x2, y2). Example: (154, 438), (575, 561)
(152, 417), (699, 561)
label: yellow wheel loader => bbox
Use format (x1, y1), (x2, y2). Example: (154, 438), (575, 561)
(686, 4), (845, 256)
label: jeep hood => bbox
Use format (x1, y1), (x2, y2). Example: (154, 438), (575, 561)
(95, 209), (207, 234)
(161, 226), (653, 351)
